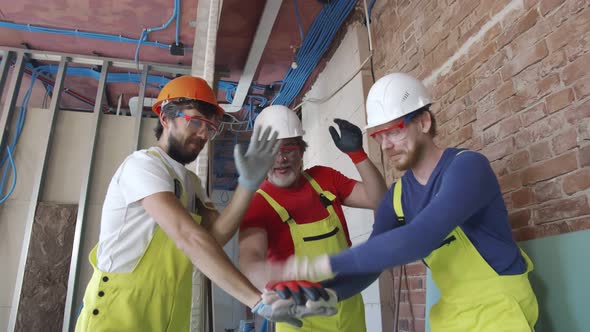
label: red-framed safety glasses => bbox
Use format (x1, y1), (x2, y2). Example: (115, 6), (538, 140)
(177, 112), (219, 140)
(369, 121), (408, 144)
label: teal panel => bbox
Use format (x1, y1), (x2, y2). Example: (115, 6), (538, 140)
(425, 229), (590, 332)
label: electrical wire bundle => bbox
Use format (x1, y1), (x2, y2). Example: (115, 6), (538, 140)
(271, 0), (357, 107)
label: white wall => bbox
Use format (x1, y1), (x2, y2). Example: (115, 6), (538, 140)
(301, 23), (383, 332)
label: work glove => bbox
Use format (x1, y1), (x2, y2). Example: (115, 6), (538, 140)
(328, 119), (368, 164)
(234, 125), (280, 191)
(258, 287), (338, 324)
(266, 280), (331, 306)
(252, 290), (306, 327)
(281, 255), (334, 282)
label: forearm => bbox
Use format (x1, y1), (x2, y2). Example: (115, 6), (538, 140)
(209, 185), (255, 245)
(321, 273), (380, 301)
(355, 159), (387, 209)
(240, 254), (270, 291)
(178, 223), (261, 307)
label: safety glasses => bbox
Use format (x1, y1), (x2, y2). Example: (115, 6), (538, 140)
(369, 121), (408, 144)
(278, 144), (300, 157)
(176, 112), (219, 140)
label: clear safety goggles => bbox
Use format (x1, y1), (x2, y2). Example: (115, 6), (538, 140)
(370, 121), (408, 144)
(176, 112), (219, 140)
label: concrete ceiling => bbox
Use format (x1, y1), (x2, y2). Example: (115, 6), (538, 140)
(0, 0), (323, 109)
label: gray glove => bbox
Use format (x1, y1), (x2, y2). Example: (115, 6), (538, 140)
(253, 289), (338, 327)
(234, 125), (279, 191)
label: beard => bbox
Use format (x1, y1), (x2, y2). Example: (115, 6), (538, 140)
(390, 140), (425, 171)
(167, 133), (205, 165)
(268, 169), (298, 188)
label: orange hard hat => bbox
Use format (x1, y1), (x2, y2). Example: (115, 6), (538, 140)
(152, 75), (225, 115)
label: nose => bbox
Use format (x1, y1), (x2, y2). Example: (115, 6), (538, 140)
(275, 153), (287, 163)
(381, 137), (395, 151)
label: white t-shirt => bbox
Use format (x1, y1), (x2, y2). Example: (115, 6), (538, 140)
(96, 146), (207, 273)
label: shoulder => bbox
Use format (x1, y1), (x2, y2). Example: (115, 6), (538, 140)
(448, 150), (492, 172)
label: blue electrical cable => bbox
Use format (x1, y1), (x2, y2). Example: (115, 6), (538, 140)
(0, 65), (42, 204)
(272, 0), (356, 107)
(293, 0), (305, 42)
(0, 21), (187, 51)
(135, 0), (181, 62)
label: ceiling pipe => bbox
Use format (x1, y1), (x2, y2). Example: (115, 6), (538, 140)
(228, 0), (283, 113)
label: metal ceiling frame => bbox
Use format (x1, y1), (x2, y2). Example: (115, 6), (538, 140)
(227, 0), (283, 113)
(0, 46), (191, 75)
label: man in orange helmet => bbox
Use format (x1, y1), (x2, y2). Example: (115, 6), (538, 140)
(75, 76), (327, 331)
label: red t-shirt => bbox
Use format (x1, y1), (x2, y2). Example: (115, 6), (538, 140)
(240, 165), (357, 262)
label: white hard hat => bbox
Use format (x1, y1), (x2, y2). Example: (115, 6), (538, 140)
(365, 73), (432, 129)
(254, 105), (305, 139)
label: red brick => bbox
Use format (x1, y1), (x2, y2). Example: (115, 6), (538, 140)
(457, 77), (476, 102)
(414, 319), (426, 332)
(546, 88), (575, 114)
(523, 0), (539, 10)
(530, 141), (553, 162)
(502, 41), (549, 79)
(476, 96), (523, 131)
(512, 187), (535, 208)
(561, 52), (590, 85)
(540, 49), (567, 77)
(400, 290), (426, 304)
(438, 98), (465, 125)
(448, 0), (480, 29)
(515, 128), (535, 149)
(504, 192), (514, 210)
(496, 80), (516, 103)
(533, 179), (563, 203)
(469, 73), (502, 104)
(499, 115), (522, 138)
(522, 151), (578, 184)
(546, 8), (590, 53)
(398, 303), (426, 319)
(513, 221), (572, 241)
(562, 168), (590, 195)
(483, 137), (515, 162)
(540, 0), (566, 16)
(565, 99), (590, 125)
(528, 113), (564, 143)
(499, 172), (522, 193)
(459, 107), (477, 126)
(509, 209), (531, 229)
(534, 195), (590, 224)
(498, 8), (540, 48)
(483, 124), (500, 146)
(509, 150), (531, 171)
(552, 129), (578, 154)
(467, 135), (484, 151)
(573, 75), (590, 100)
(462, 42), (499, 81)
(581, 145), (590, 167)
(578, 119), (590, 141)
(536, 74), (562, 101)
(404, 262), (426, 276)
(567, 216), (590, 232)
(448, 125), (473, 147)
(476, 0), (511, 17)
(492, 158), (509, 177)
(521, 102), (547, 127)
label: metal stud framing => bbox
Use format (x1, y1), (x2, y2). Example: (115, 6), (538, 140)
(62, 60), (110, 332)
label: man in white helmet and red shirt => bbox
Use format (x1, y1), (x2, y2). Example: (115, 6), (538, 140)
(265, 73), (539, 331)
(239, 105), (387, 332)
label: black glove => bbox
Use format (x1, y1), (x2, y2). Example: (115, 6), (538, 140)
(267, 280), (330, 306)
(329, 118), (363, 153)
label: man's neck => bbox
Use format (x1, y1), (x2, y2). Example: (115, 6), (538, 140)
(411, 142), (445, 185)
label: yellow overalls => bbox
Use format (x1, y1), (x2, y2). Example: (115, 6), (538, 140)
(76, 150), (204, 332)
(257, 172), (366, 332)
(392, 151), (538, 331)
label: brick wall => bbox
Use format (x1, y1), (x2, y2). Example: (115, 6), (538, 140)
(369, 0), (590, 331)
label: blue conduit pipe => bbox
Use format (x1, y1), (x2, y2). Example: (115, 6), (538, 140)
(0, 21), (183, 51)
(135, 0), (182, 62)
(259, 319), (268, 332)
(272, 0), (356, 107)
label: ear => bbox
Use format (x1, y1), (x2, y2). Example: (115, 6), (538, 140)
(160, 112), (172, 130)
(419, 112), (432, 134)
